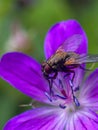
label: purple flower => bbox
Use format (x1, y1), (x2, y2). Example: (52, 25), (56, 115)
(1, 19), (98, 130)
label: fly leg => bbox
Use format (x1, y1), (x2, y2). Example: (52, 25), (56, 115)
(63, 69), (75, 83)
(47, 71), (58, 94)
(45, 78), (53, 102)
(48, 78), (53, 95)
(48, 71), (58, 79)
(79, 65), (90, 71)
(68, 70), (79, 91)
(45, 72), (58, 101)
(79, 64), (95, 72)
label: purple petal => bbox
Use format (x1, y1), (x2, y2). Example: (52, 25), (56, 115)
(74, 109), (98, 130)
(3, 107), (65, 130)
(65, 108), (98, 130)
(0, 52), (49, 103)
(44, 19), (88, 59)
(73, 67), (85, 89)
(80, 69), (98, 110)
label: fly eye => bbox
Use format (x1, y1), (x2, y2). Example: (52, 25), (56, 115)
(45, 64), (51, 73)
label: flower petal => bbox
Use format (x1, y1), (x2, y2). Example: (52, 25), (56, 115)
(74, 109), (98, 130)
(3, 107), (66, 130)
(0, 52), (49, 103)
(73, 67), (85, 89)
(44, 19), (88, 59)
(65, 108), (98, 130)
(80, 69), (98, 110)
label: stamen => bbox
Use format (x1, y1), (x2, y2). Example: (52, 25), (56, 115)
(57, 79), (67, 99)
(73, 96), (80, 107)
(74, 86), (79, 92)
(54, 94), (67, 100)
(59, 104), (66, 109)
(45, 92), (52, 102)
(45, 78), (67, 103)
(69, 80), (73, 87)
(69, 80), (80, 107)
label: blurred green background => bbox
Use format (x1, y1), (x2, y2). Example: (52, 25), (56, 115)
(0, 0), (98, 129)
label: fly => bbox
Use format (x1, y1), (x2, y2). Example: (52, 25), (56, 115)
(42, 51), (98, 80)
(41, 34), (98, 104)
(42, 34), (98, 81)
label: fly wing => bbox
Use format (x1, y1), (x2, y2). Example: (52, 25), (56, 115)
(57, 34), (82, 52)
(75, 54), (98, 64)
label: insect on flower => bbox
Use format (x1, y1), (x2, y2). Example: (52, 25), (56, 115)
(42, 34), (98, 94)
(1, 20), (98, 130)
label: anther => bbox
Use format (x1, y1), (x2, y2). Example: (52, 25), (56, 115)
(73, 96), (80, 107)
(59, 104), (66, 109)
(74, 86), (79, 92)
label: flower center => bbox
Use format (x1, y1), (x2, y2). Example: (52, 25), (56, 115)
(45, 73), (80, 109)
